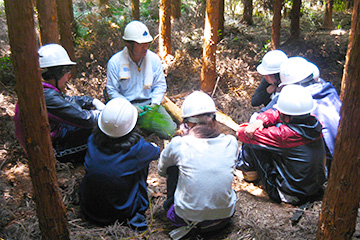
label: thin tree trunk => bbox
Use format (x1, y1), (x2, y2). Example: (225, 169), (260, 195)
(271, 0), (282, 49)
(200, 0), (219, 93)
(57, 0), (76, 75)
(36, 0), (59, 44)
(218, 0), (225, 40)
(290, 0), (301, 39)
(159, 0), (171, 59)
(242, 0), (253, 25)
(4, 0), (69, 239)
(131, 0), (140, 20)
(317, 0), (360, 238)
(322, 0), (334, 29)
(171, 0), (181, 19)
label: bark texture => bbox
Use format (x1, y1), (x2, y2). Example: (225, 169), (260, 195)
(36, 0), (59, 44)
(5, 0), (69, 239)
(200, 0), (219, 93)
(159, 0), (172, 59)
(317, 1), (360, 238)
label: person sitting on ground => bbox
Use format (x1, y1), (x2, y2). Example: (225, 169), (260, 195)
(105, 20), (177, 139)
(158, 91), (238, 239)
(14, 43), (105, 163)
(236, 85), (326, 206)
(257, 57), (341, 176)
(79, 98), (160, 230)
(251, 49), (288, 107)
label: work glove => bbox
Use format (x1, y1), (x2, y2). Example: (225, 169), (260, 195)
(92, 98), (105, 110)
(135, 106), (145, 114)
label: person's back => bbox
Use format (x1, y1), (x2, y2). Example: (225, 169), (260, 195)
(79, 98), (159, 230)
(159, 132), (237, 220)
(158, 91), (238, 238)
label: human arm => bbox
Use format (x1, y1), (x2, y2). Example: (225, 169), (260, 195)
(106, 55), (129, 100)
(149, 54), (166, 105)
(45, 89), (100, 128)
(251, 78), (273, 107)
(158, 137), (179, 177)
(239, 119), (264, 139)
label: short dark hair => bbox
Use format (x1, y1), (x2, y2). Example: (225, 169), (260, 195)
(42, 65), (73, 81)
(92, 126), (141, 154)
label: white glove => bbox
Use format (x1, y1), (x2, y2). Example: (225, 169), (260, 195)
(92, 99), (105, 110)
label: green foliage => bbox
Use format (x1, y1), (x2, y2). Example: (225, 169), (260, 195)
(0, 56), (11, 70)
(0, 55), (14, 85)
(333, 0), (346, 11)
(262, 40), (271, 51)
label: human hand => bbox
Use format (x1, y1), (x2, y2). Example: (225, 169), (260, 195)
(266, 84), (277, 94)
(92, 99), (105, 110)
(244, 120), (264, 139)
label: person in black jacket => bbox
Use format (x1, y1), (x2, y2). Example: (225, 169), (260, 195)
(237, 85), (326, 205)
(80, 98), (160, 230)
(14, 43), (105, 163)
(251, 50), (288, 107)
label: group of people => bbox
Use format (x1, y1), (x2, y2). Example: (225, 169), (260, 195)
(13, 20), (341, 238)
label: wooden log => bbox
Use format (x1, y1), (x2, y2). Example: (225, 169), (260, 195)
(162, 96), (183, 124)
(162, 96), (239, 134)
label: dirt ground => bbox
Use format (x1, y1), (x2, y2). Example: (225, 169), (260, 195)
(1, 2), (360, 240)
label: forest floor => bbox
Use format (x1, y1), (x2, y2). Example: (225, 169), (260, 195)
(1, 2), (359, 239)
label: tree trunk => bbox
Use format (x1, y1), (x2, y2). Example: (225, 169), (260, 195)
(317, 0), (360, 238)
(200, 0), (219, 93)
(218, 0), (225, 40)
(5, 0), (69, 239)
(271, 0), (282, 49)
(36, 0), (59, 44)
(242, 0), (253, 25)
(171, 0), (181, 19)
(322, 0), (334, 29)
(57, 0), (76, 75)
(131, 0), (140, 20)
(159, 0), (172, 59)
(290, 0), (301, 39)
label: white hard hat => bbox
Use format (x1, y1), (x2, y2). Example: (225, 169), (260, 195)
(309, 62), (320, 81)
(182, 91), (217, 118)
(98, 98), (138, 138)
(274, 84), (315, 116)
(122, 21), (153, 43)
(38, 43), (76, 68)
(256, 50), (288, 75)
(279, 57), (314, 86)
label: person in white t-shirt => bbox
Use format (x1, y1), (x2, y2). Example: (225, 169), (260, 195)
(158, 91), (238, 239)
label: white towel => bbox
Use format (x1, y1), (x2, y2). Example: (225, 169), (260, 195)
(118, 47), (153, 89)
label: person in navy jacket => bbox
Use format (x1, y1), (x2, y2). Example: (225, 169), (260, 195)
(79, 98), (159, 230)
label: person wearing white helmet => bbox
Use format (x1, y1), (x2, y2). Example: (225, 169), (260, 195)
(79, 98), (160, 230)
(13, 43), (105, 163)
(237, 85), (326, 205)
(105, 20), (176, 139)
(158, 91), (238, 238)
(257, 56), (341, 176)
(251, 49), (288, 107)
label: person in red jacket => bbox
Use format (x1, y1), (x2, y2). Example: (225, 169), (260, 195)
(236, 85), (326, 205)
